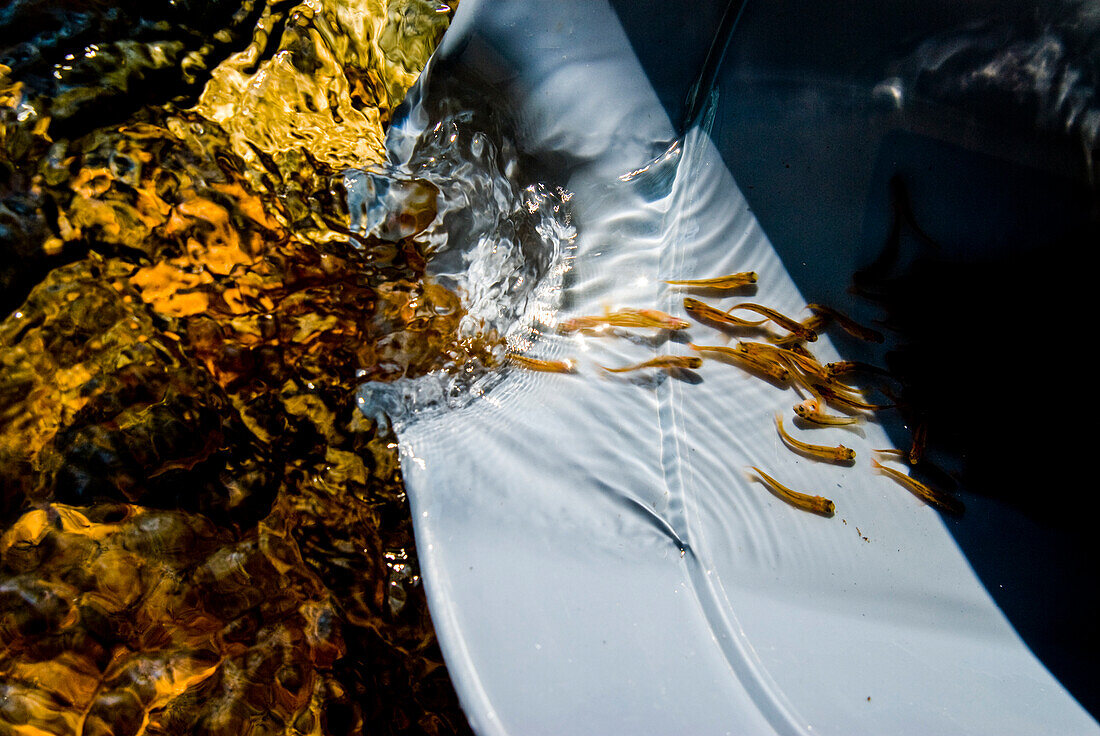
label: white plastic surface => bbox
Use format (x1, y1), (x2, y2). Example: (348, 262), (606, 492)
(391, 1), (1100, 734)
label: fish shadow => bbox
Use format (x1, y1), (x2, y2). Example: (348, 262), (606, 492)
(791, 414), (867, 439)
(604, 367), (703, 388)
(670, 367), (704, 385)
(613, 329), (677, 348)
(667, 284), (758, 299)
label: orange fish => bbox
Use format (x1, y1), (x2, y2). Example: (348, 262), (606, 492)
(824, 360), (892, 379)
(602, 355), (703, 373)
(684, 298), (766, 328)
(726, 302), (818, 342)
(665, 271), (758, 290)
(507, 354), (577, 373)
(871, 453), (963, 515)
(745, 465), (836, 517)
(559, 307), (689, 333)
(736, 341), (829, 382)
(792, 397), (863, 426)
(806, 303), (884, 343)
(775, 413), (855, 463)
(689, 343), (790, 382)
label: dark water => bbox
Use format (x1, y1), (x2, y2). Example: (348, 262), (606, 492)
(701, 1), (1100, 719)
(0, 0), (482, 733)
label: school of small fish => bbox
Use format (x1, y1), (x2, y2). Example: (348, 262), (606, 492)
(508, 270), (962, 520)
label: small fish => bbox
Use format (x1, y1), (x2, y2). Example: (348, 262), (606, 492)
(824, 360), (892, 379)
(770, 314), (828, 347)
(807, 303), (885, 343)
(726, 303), (818, 342)
(560, 307), (690, 333)
(736, 341), (829, 382)
(786, 343), (816, 359)
(507, 353), (577, 373)
(602, 355), (703, 373)
(909, 422), (928, 465)
(736, 345), (866, 409)
(793, 397), (864, 426)
(807, 381), (890, 412)
(775, 413), (855, 463)
(745, 465), (836, 517)
(871, 453), (963, 515)
(690, 343), (790, 382)
(604, 307), (691, 330)
(684, 298), (767, 328)
(557, 314), (609, 333)
(665, 271), (758, 289)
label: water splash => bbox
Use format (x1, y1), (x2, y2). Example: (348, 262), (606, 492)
(357, 95), (577, 430)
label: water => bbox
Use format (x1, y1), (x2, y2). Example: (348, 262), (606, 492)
(357, 90), (577, 431)
(374, 1), (1100, 733)
(4, 0), (1100, 733)
(0, 1), (481, 733)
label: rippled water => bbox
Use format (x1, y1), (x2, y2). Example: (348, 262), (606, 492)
(354, 75), (577, 430)
(6, 0), (1099, 733)
(0, 0), (499, 733)
(369, 3), (1100, 733)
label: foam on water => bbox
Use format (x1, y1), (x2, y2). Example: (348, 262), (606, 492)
(355, 93), (577, 431)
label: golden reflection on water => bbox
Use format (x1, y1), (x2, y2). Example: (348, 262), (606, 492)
(1, 0), (480, 733)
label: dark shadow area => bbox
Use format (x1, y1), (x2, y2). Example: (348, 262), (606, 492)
(606, 0), (736, 132)
(609, 0), (1100, 721)
(849, 145), (1099, 720)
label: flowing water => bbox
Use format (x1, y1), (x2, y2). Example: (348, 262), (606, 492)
(0, 0), (572, 732)
(357, 89), (576, 431)
(5, 0), (1100, 733)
